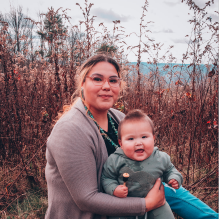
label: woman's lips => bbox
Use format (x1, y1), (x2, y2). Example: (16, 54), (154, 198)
(99, 95), (112, 99)
(135, 149), (144, 153)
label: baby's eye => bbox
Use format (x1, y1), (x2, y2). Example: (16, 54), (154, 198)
(128, 138), (134, 140)
(142, 136), (147, 139)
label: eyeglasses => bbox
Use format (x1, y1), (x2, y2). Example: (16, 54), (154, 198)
(87, 73), (121, 87)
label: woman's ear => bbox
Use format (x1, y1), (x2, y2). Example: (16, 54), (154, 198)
(81, 87), (85, 100)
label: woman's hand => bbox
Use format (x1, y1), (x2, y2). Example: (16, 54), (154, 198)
(113, 185), (128, 198)
(145, 178), (165, 212)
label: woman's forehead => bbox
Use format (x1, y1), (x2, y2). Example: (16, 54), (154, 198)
(87, 61), (118, 77)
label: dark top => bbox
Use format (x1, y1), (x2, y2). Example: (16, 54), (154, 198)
(103, 117), (119, 156)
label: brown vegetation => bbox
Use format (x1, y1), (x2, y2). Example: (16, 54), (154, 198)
(0, 0), (218, 218)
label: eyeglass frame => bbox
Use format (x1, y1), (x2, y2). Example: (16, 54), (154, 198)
(86, 73), (122, 87)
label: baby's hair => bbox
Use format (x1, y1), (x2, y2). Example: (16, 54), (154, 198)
(118, 109), (154, 140)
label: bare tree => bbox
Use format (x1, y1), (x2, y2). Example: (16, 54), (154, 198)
(1, 6), (33, 54)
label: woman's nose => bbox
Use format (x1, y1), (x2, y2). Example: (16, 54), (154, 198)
(102, 79), (111, 89)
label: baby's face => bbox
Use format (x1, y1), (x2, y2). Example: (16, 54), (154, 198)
(119, 119), (155, 161)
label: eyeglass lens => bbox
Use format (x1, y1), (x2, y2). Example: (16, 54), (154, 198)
(90, 74), (120, 87)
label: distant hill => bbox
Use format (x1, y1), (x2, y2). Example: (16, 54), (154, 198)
(127, 62), (213, 75)
(126, 62), (213, 82)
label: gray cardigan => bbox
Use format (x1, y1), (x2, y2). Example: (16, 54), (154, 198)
(45, 98), (146, 219)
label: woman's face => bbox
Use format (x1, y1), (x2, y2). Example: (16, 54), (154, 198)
(82, 61), (120, 114)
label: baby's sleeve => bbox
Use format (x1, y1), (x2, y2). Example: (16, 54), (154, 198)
(162, 152), (183, 187)
(101, 155), (120, 196)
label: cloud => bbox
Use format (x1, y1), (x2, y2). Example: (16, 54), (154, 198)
(154, 28), (174, 33)
(91, 8), (130, 23)
(172, 38), (189, 44)
(192, 0), (206, 8)
(186, 0), (217, 8)
(163, 0), (181, 7)
(207, 13), (218, 22)
(163, 29), (174, 33)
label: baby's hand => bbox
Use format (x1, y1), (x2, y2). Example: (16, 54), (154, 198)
(113, 185), (128, 198)
(168, 179), (179, 189)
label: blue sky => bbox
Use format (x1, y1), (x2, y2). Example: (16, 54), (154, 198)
(1, 0), (218, 63)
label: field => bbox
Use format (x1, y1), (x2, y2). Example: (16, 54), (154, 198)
(0, 0), (218, 218)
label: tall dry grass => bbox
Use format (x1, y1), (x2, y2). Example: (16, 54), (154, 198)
(0, 0), (218, 218)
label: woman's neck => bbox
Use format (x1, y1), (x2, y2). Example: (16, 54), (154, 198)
(89, 108), (108, 132)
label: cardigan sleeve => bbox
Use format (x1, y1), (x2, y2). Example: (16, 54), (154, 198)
(47, 120), (146, 217)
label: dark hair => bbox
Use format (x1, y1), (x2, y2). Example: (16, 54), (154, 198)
(118, 109), (155, 139)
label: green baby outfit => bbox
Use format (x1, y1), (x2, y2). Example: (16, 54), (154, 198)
(101, 147), (183, 219)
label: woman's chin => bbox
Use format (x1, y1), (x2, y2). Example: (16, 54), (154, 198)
(87, 99), (116, 113)
(98, 101), (114, 111)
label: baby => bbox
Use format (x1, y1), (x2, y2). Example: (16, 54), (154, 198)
(101, 109), (183, 219)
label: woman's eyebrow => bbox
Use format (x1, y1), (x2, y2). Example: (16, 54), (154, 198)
(91, 73), (103, 76)
(109, 75), (119, 78)
(91, 73), (119, 78)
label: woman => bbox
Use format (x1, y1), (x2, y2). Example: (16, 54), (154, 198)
(45, 54), (218, 219)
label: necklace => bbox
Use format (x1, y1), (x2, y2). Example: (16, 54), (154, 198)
(84, 105), (119, 150)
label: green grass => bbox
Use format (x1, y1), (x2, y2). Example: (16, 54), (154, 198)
(1, 189), (48, 219)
